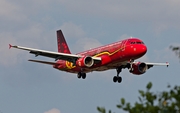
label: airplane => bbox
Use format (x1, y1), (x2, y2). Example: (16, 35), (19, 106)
(9, 30), (169, 83)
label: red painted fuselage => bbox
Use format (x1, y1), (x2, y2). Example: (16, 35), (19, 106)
(53, 38), (147, 73)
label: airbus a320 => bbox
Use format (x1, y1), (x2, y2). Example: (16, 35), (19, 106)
(9, 30), (169, 83)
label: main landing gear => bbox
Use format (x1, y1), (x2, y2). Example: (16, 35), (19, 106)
(113, 59), (134, 83)
(113, 67), (122, 83)
(77, 72), (86, 79)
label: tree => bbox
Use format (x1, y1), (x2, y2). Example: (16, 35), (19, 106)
(97, 82), (180, 113)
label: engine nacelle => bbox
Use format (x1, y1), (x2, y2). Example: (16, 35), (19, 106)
(130, 62), (147, 75)
(76, 56), (94, 67)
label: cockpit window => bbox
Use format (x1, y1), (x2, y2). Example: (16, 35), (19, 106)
(130, 41), (144, 44)
(140, 41), (144, 44)
(136, 42), (142, 44)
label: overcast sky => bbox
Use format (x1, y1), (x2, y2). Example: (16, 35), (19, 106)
(1, 0), (180, 113)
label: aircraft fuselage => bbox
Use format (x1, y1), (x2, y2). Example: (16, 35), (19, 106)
(53, 38), (147, 73)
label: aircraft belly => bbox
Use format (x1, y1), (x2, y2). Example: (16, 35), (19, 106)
(55, 58), (129, 74)
(92, 61), (128, 71)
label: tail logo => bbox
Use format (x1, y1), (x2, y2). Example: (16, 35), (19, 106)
(57, 30), (71, 54)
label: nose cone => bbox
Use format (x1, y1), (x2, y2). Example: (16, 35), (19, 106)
(138, 45), (147, 56)
(140, 45), (147, 55)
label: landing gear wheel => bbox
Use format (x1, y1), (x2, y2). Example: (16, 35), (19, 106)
(113, 66), (123, 83)
(113, 76), (122, 83)
(117, 76), (122, 83)
(77, 72), (86, 79)
(77, 73), (81, 78)
(129, 68), (134, 73)
(113, 76), (118, 82)
(82, 73), (86, 79)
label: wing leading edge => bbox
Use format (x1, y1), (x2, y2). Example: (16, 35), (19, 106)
(9, 44), (101, 63)
(145, 62), (169, 69)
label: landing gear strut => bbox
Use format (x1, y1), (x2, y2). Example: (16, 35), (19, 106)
(113, 67), (122, 83)
(77, 72), (86, 79)
(127, 59), (134, 72)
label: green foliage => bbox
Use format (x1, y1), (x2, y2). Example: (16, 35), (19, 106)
(97, 82), (180, 113)
(146, 82), (152, 90)
(170, 46), (180, 59)
(97, 107), (111, 113)
(121, 98), (125, 105)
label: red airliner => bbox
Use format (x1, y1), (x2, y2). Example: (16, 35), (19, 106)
(9, 30), (169, 83)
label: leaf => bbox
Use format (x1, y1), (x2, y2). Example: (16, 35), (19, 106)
(138, 96), (143, 103)
(170, 90), (175, 95)
(146, 92), (154, 105)
(139, 90), (145, 97)
(126, 103), (131, 110)
(146, 82), (152, 90)
(97, 107), (106, 113)
(174, 86), (178, 90)
(153, 95), (157, 100)
(116, 105), (122, 108)
(172, 47), (180, 51)
(121, 98), (125, 105)
(162, 92), (168, 99)
(97, 107), (101, 112)
(170, 46), (180, 51)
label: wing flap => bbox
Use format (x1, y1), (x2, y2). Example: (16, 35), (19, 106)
(28, 59), (57, 65)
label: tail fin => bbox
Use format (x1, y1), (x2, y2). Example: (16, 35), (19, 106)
(57, 30), (71, 54)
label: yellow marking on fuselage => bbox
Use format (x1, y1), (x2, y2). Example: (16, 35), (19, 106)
(66, 61), (76, 69)
(93, 46), (125, 57)
(65, 44), (127, 70)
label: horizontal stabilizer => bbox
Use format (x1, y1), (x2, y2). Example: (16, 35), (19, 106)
(28, 59), (56, 65)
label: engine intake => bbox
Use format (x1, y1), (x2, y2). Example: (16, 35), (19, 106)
(76, 56), (94, 67)
(131, 62), (147, 75)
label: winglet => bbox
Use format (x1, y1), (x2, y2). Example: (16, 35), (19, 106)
(9, 44), (12, 49)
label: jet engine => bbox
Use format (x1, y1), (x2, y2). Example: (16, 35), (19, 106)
(76, 56), (94, 67)
(130, 62), (148, 75)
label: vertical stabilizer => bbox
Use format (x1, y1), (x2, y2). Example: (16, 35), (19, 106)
(57, 30), (71, 54)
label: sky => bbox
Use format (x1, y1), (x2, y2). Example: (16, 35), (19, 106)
(0, 0), (180, 113)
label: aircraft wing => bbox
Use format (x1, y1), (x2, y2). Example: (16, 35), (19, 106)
(145, 62), (169, 69)
(28, 59), (57, 65)
(9, 44), (101, 63)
